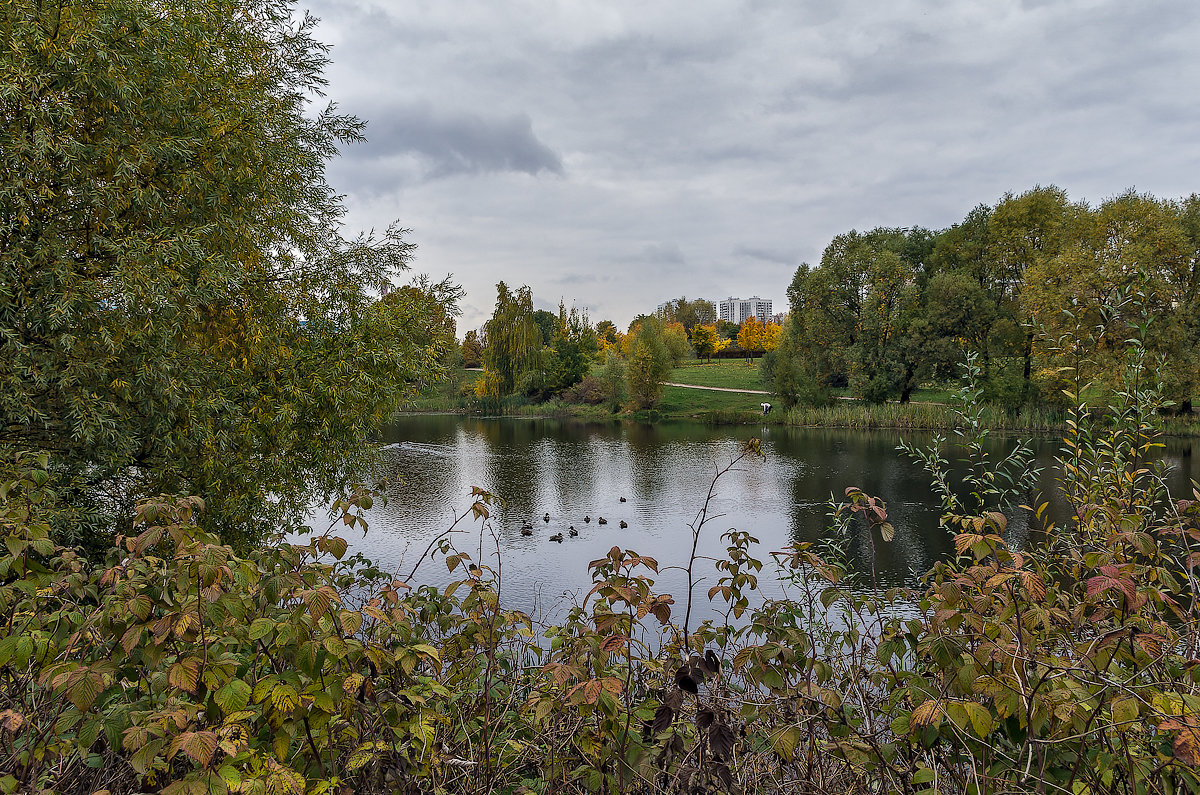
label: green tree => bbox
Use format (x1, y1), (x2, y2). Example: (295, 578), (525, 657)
(595, 320), (619, 347)
(988, 185), (1086, 405)
(624, 317), (673, 409)
(532, 309), (558, 346)
(1024, 191), (1194, 406)
(461, 330), (484, 368)
(659, 297), (717, 332)
(478, 282), (541, 397)
(662, 321), (692, 366)
(597, 349), (628, 411)
(0, 0), (456, 548)
(545, 302), (598, 396)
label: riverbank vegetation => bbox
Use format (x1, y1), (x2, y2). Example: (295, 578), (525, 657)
(8, 2), (1200, 792)
(0, 0), (459, 552)
(769, 187), (1200, 415)
(6, 340), (1200, 794)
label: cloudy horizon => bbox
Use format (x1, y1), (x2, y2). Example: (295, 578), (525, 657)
(304, 0), (1200, 333)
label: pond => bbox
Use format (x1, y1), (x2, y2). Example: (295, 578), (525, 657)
(306, 415), (1199, 625)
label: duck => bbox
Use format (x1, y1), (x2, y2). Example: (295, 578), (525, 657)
(549, 533), (564, 543)
(543, 512), (551, 522)
(619, 520), (628, 529)
(568, 527), (578, 537)
(584, 515), (591, 523)
(520, 527), (533, 536)
(619, 497), (627, 502)
(597, 517), (607, 525)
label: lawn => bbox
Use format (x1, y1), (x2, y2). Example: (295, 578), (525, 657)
(667, 359), (768, 391)
(654, 384), (767, 416)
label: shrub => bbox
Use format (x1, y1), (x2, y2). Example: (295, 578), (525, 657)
(561, 375), (607, 405)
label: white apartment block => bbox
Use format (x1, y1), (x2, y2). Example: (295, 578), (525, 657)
(719, 296), (773, 325)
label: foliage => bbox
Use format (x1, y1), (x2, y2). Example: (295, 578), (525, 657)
(624, 317), (674, 410)
(690, 324), (730, 363)
(657, 297), (717, 332)
(736, 318), (767, 362)
(460, 330), (484, 369)
(0, 0), (458, 550)
(6, 326), (1200, 793)
(477, 282), (542, 398)
(597, 350), (629, 411)
(773, 186), (1200, 413)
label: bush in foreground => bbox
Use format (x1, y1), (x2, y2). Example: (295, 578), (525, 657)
(4, 350), (1200, 794)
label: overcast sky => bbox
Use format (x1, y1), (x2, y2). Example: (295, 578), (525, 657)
(302, 0), (1200, 333)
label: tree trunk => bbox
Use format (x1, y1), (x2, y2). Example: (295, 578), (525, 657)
(1019, 327), (1034, 411)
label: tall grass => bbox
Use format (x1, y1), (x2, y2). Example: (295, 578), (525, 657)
(781, 400), (1066, 432)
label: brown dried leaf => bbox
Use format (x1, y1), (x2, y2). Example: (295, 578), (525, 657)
(708, 721), (736, 761)
(675, 666), (698, 695)
(652, 704), (674, 735)
(0, 710), (24, 734)
(1162, 719), (1200, 766)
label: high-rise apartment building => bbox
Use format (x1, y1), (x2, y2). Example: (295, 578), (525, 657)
(718, 296), (773, 325)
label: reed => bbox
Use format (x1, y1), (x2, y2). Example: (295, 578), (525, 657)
(781, 400), (1067, 432)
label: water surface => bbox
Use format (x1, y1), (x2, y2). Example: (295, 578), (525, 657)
(310, 416), (1198, 624)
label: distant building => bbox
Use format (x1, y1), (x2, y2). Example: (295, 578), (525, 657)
(719, 296), (773, 325)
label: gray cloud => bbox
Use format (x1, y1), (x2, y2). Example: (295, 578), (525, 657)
(304, 0), (1200, 332)
(641, 243), (687, 266)
(733, 245), (799, 266)
(334, 104), (563, 191)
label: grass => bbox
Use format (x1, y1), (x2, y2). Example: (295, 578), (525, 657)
(781, 401), (1066, 433)
(655, 384), (768, 419)
(399, 367), (1200, 436)
(666, 359), (768, 391)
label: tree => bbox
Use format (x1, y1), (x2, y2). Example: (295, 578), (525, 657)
(477, 282), (541, 397)
(595, 320), (620, 350)
(659, 297), (717, 332)
(737, 318), (766, 363)
(690, 324), (728, 363)
(624, 317), (673, 409)
(461, 330), (484, 368)
(597, 350), (628, 411)
(1023, 191), (1193, 406)
(761, 322), (783, 353)
(0, 0), (457, 548)
(662, 321), (692, 366)
(988, 186), (1086, 405)
(715, 319), (741, 340)
(546, 301), (598, 396)
(532, 309), (558, 346)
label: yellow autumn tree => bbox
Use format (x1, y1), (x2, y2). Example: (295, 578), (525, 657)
(691, 324), (729, 363)
(737, 317), (766, 364)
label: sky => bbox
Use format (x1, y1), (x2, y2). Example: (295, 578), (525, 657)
(301, 0), (1200, 334)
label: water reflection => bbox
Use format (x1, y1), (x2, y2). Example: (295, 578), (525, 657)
(330, 417), (1200, 623)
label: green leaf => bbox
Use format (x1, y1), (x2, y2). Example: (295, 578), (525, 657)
(771, 726), (802, 761)
(964, 702), (994, 737)
(215, 680), (251, 714)
(269, 684), (299, 714)
(1111, 696), (1138, 729)
(248, 618), (274, 641)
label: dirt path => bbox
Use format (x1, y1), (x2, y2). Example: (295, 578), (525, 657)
(663, 382), (772, 395)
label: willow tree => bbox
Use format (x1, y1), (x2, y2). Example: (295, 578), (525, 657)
(477, 282), (542, 397)
(0, 0), (457, 548)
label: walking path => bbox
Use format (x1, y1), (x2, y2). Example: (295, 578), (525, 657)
(663, 382), (772, 395)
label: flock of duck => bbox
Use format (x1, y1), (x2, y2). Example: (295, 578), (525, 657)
(518, 496), (630, 543)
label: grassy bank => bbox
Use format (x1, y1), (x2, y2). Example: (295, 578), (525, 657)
(400, 365), (1200, 435)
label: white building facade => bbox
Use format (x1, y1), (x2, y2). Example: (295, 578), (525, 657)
(719, 296), (773, 325)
